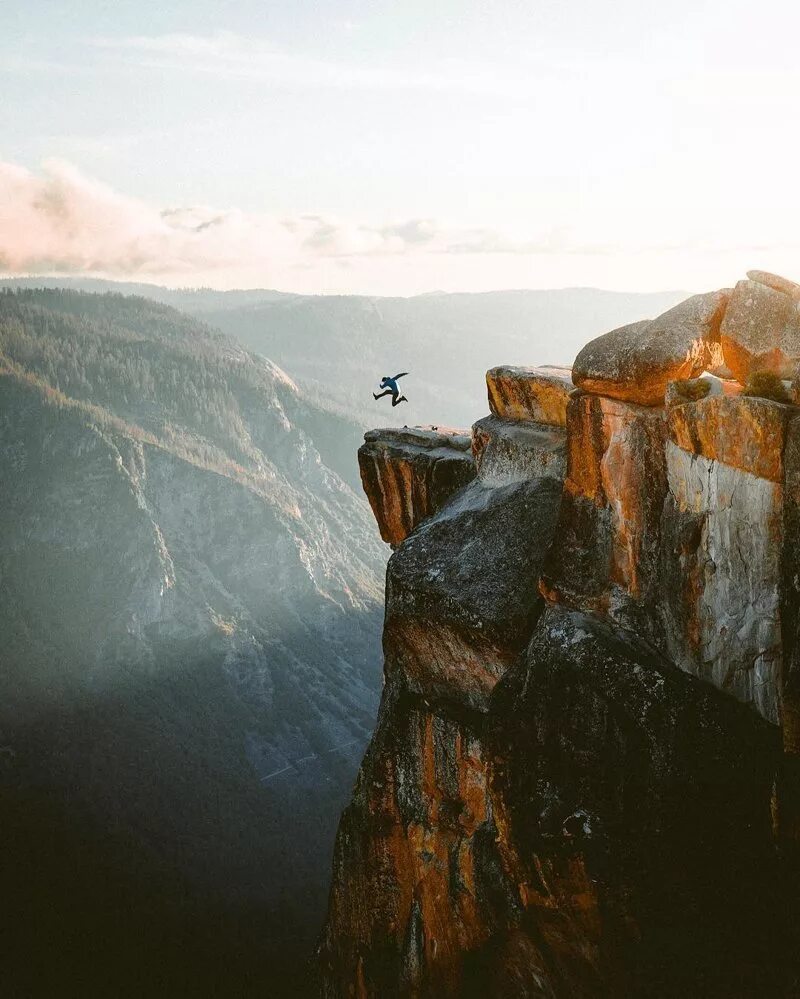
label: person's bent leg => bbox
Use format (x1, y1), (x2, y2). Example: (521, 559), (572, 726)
(373, 389), (392, 399)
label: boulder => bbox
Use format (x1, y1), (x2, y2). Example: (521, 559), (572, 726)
(486, 365), (573, 426)
(720, 278), (800, 383)
(748, 269), (800, 300)
(358, 427), (475, 546)
(572, 290), (730, 405)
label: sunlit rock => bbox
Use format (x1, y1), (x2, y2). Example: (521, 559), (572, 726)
(358, 427), (476, 546)
(486, 365), (573, 426)
(721, 278), (800, 383)
(667, 392), (791, 482)
(572, 290), (730, 405)
(540, 391), (668, 637)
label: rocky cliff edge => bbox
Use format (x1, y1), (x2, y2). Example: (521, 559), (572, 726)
(319, 270), (800, 997)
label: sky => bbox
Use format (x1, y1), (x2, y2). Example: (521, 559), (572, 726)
(2, 0), (800, 295)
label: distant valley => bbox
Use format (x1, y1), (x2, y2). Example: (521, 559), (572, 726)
(0, 288), (384, 995)
(1, 278), (689, 428)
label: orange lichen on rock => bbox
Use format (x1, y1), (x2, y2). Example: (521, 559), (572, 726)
(720, 277), (800, 384)
(486, 365), (573, 426)
(542, 391), (667, 617)
(322, 275), (800, 995)
(358, 426), (475, 545)
(668, 393), (791, 483)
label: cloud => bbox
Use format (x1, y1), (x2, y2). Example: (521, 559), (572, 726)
(0, 159), (288, 277)
(1, 159), (606, 284)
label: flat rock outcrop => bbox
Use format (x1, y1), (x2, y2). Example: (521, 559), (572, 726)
(572, 290), (729, 405)
(486, 365), (573, 425)
(472, 415), (566, 484)
(322, 269), (800, 997)
(667, 392), (790, 481)
(358, 427), (476, 546)
(721, 278), (800, 383)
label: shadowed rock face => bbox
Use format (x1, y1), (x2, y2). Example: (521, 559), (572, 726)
(385, 476), (563, 712)
(320, 607), (785, 998)
(661, 440), (784, 723)
(358, 427), (476, 546)
(489, 607), (784, 999)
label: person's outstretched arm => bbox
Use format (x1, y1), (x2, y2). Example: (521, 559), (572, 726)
(392, 372), (409, 380)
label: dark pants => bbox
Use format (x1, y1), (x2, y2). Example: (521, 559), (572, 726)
(374, 389), (407, 406)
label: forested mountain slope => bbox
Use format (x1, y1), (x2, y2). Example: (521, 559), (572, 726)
(0, 289), (385, 996)
(0, 279), (688, 430)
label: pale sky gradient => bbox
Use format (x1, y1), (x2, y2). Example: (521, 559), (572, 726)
(2, 0), (800, 294)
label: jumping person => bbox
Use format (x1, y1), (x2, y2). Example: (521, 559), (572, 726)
(373, 372), (409, 407)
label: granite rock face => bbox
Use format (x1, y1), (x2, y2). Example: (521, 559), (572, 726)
(572, 291), (729, 405)
(385, 476), (563, 712)
(358, 427), (476, 546)
(661, 440), (784, 723)
(472, 415), (566, 485)
(747, 269), (800, 300)
(721, 279), (800, 383)
(540, 391), (668, 637)
(486, 365), (573, 426)
(320, 607), (785, 997)
(322, 271), (800, 997)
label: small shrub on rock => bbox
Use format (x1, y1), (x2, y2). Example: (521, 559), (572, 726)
(672, 379), (712, 402)
(742, 370), (792, 405)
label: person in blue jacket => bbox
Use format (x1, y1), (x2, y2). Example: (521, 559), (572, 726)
(373, 372), (409, 406)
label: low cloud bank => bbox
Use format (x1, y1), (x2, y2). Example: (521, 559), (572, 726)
(0, 159), (577, 284)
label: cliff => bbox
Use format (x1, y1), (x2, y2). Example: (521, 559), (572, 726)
(320, 271), (800, 997)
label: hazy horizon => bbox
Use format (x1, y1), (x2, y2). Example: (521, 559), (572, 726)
(0, 273), (694, 298)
